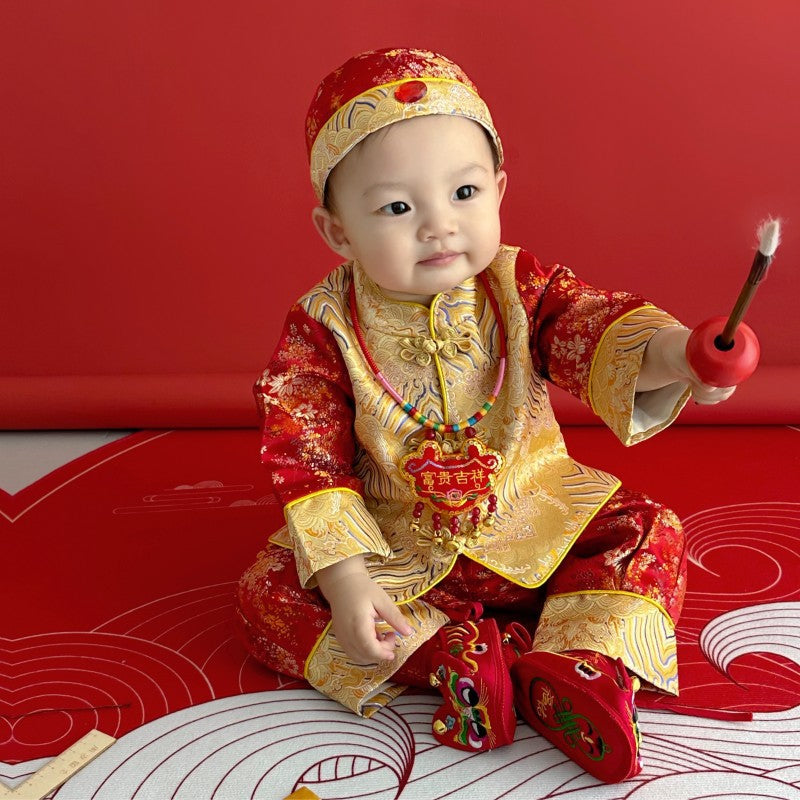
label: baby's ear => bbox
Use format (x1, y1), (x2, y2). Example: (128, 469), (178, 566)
(496, 169), (508, 205)
(311, 206), (353, 258)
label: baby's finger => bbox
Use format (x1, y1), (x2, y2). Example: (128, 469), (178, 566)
(375, 597), (414, 637)
(351, 636), (394, 665)
(691, 383), (736, 405)
(376, 629), (401, 656)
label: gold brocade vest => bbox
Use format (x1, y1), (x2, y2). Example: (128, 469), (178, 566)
(280, 245), (622, 601)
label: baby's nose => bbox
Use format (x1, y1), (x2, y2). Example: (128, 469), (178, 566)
(419, 204), (457, 240)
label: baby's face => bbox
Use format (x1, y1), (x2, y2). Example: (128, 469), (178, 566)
(322, 115), (506, 304)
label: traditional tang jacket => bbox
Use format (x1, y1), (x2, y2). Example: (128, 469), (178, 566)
(255, 245), (691, 714)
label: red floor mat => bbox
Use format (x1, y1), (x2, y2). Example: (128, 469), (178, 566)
(2, 426), (798, 773)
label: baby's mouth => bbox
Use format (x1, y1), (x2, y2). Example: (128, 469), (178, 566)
(418, 251), (460, 266)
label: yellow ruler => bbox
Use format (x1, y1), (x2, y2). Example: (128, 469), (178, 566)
(0, 729), (115, 800)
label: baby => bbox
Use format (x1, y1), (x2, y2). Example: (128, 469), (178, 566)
(237, 47), (733, 783)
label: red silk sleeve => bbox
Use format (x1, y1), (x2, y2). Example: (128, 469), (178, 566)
(514, 249), (650, 406)
(254, 303), (363, 505)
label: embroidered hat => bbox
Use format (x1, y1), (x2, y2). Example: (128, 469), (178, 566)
(306, 47), (504, 202)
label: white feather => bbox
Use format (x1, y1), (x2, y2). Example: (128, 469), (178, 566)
(757, 218), (782, 256)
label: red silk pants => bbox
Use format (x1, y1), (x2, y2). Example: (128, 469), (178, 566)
(235, 488), (686, 687)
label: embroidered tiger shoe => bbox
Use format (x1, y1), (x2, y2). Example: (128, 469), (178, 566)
(500, 621), (533, 667)
(427, 618), (517, 752)
(510, 649), (642, 783)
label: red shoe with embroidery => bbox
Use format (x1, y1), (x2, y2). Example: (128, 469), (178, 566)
(510, 649), (642, 783)
(501, 621), (533, 667)
(427, 618), (517, 752)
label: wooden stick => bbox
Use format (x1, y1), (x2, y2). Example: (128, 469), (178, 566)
(719, 219), (781, 347)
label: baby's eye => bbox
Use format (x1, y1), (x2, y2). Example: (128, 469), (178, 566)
(380, 201), (411, 216)
(454, 185), (477, 201)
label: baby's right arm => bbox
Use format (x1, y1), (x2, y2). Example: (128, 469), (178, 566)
(316, 555), (413, 665)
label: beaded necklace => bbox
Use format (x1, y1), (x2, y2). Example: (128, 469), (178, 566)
(348, 270), (507, 551)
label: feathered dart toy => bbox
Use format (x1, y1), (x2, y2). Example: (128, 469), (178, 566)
(686, 219), (782, 387)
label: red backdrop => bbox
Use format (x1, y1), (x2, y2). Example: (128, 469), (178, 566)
(2, 1), (798, 427)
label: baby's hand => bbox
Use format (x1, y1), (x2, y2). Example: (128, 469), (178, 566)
(316, 556), (413, 665)
(328, 573), (413, 664)
(688, 372), (737, 405)
(638, 327), (737, 405)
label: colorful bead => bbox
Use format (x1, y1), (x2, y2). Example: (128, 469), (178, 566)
(465, 426), (477, 438)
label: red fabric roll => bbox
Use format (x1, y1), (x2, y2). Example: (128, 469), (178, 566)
(0, 365), (796, 429)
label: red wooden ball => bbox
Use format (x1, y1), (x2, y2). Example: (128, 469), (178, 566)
(685, 316), (760, 387)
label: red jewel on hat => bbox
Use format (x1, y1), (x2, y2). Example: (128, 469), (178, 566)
(394, 80), (427, 104)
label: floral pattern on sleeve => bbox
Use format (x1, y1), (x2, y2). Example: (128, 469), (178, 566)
(255, 303), (362, 505)
(514, 249), (652, 407)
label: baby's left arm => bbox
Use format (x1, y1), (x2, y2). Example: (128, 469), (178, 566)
(637, 326), (736, 405)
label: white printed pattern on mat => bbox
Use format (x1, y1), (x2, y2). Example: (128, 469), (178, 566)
(36, 686), (800, 800)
